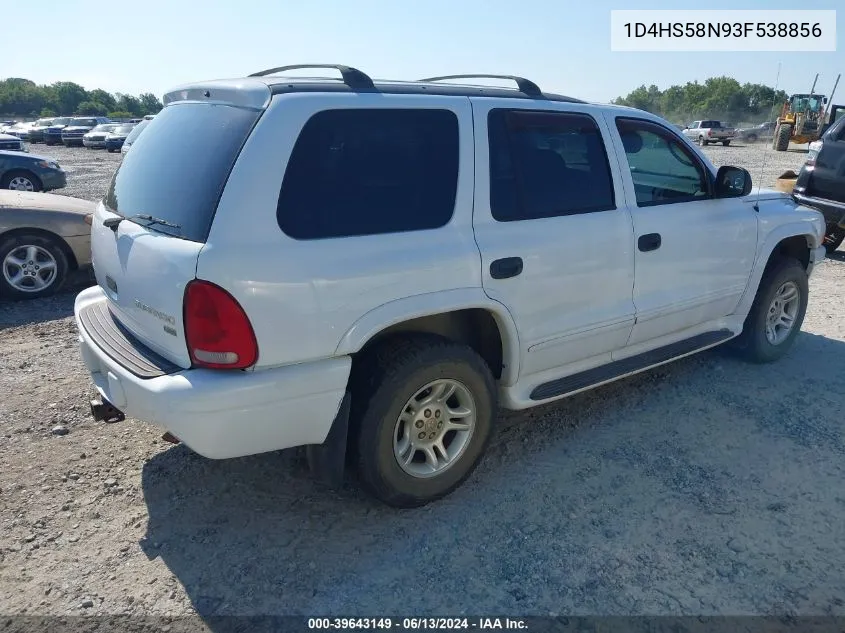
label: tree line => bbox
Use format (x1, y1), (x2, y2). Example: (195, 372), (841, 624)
(613, 76), (789, 127)
(0, 78), (163, 120)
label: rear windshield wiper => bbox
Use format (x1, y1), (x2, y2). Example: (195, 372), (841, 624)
(103, 213), (181, 232)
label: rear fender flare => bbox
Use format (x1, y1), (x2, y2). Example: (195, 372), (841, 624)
(334, 288), (521, 386)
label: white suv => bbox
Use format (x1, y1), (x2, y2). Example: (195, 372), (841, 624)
(74, 65), (827, 508)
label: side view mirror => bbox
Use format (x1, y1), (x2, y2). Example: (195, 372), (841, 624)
(715, 166), (752, 198)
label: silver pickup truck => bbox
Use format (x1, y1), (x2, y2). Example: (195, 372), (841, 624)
(682, 120), (736, 146)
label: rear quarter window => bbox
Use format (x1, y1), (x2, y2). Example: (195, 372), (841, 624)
(277, 108), (459, 240)
(104, 103), (259, 242)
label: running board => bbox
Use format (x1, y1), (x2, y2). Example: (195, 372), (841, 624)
(529, 329), (734, 401)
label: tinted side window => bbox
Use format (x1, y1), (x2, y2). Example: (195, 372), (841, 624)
(615, 118), (710, 207)
(488, 109), (615, 222)
(277, 109), (459, 240)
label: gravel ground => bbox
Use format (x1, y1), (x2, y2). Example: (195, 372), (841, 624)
(2, 140), (844, 620)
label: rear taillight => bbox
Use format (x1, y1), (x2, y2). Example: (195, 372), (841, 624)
(184, 280), (258, 369)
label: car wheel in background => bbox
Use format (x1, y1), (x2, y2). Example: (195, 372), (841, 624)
(0, 233), (69, 300)
(698, 136), (707, 146)
(746, 133), (757, 142)
(1, 171), (42, 192)
(722, 140), (730, 146)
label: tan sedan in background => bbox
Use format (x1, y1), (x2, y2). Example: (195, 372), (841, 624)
(0, 191), (94, 300)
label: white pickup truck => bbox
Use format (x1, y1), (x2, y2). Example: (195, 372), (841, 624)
(682, 120), (736, 146)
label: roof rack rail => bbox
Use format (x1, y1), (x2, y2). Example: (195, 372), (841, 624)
(419, 74), (542, 97)
(248, 64), (375, 90)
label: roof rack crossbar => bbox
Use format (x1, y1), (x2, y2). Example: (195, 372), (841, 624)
(419, 74), (542, 97)
(249, 64), (375, 90)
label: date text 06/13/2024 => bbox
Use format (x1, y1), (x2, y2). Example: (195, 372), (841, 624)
(307, 617), (528, 630)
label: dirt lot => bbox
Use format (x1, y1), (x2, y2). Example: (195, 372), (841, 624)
(1, 141), (844, 619)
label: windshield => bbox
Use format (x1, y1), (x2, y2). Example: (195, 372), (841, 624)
(104, 103), (260, 242)
(92, 124), (117, 132)
(113, 124), (135, 134)
(51, 118), (72, 126)
(36, 119), (53, 126)
(71, 118), (99, 127)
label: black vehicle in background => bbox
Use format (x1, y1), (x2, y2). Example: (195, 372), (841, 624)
(793, 115), (845, 253)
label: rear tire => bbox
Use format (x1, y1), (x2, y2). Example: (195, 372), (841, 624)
(0, 233), (69, 300)
(734, 258), (808, 363)
(698, 136), (707, 146)
(746, 133), (757, 142)
(773, 123), (792, 151)
(722, 140), (731, 146)
(351, 335), (497, 508)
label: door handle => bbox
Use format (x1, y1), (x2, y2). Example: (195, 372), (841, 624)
(638, 233), (662, 252)
(490, 257), (523, 279)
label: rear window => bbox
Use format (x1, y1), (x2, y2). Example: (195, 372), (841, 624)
(277, 108), (459, 240)
(104, 102), (259, 242)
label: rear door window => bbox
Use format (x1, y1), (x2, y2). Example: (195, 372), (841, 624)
(104, 103), (259, 242)
(277, 108), (459, 240)
(487, 109), (616, 221)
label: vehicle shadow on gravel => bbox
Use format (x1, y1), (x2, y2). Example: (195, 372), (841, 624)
(0, 272), (92, 329)
(139, 331), (845, 619)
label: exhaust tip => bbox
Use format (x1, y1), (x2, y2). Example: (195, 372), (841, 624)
(162, 432), (181, 445)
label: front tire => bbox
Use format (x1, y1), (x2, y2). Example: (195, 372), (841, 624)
(351, 336), (497, 508)
(1, 170), (42, 192)
(773, 123), (792, 151)
(0, 234), (69, 300)
(735, 258), (808, 363)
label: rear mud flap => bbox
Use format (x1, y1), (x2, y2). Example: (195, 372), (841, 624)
(306, 391), (351, 489)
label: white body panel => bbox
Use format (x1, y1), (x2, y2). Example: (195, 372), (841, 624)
(469, 98), (637, 381)
(89, 201), (202, 368)
(200, 92), (480, 369)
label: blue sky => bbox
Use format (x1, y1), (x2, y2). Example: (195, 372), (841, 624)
(5, 0), (842, 102)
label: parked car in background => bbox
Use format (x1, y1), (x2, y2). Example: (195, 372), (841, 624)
(143, 114), (156, 120)
(793, 115), (845, 253)
(6, 122), (35, 141)
(682, 120), (736, 146)
(0, 134), (26, 152)
(120, 118), (150, 154)
(104, 123), (136, 152)
(27, 118), (55, 144)
(0, 150), (66, 193)
(43, 117), (74, 145)
(61, 117), (112, 147)
(0, 121), (18, 133)
(0, 190), (94, 299)
(83, 123), (120, 149)
(737, 121), (776, 143)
